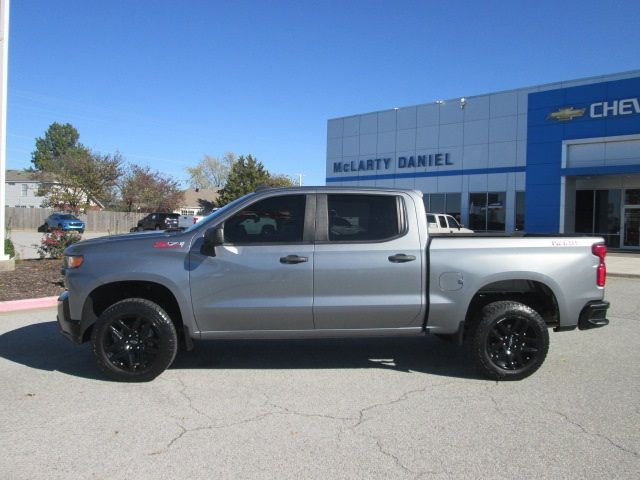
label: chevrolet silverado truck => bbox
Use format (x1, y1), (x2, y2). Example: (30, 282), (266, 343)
(57, 187), (610, 382)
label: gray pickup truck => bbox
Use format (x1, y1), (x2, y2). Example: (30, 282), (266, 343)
(57, 187), (609, 382)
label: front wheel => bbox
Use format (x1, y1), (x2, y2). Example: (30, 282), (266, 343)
(469, 301), (549, 381)
(91, 298), (178, 382)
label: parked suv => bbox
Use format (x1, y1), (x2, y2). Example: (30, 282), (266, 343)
(135, 213), (179, 231)
(43, 213), (85, 233)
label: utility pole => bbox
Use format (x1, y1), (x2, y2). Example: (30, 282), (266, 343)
(0, 0), (11, 270)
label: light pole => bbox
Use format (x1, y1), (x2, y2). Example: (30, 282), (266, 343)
(296, 173), (305, 186)
(0, 0), (11, 270)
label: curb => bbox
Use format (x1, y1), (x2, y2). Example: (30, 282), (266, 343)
(607, 273), (640, 279)
(0, 296), (59, 313)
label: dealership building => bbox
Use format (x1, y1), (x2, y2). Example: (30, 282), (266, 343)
(325, 70), (640, 248)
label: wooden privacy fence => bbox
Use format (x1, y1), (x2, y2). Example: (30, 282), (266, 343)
(5, 207), (147, 234)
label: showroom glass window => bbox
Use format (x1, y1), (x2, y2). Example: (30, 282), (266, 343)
(327, 194), (400, 241)
(515, 192), (525, 231)
(469, 192), (506, 231)
(423, 193), (462, 221)
(224, 195), (306, 243)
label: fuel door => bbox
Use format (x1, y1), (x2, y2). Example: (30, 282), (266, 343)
(439, 272), (463, 291)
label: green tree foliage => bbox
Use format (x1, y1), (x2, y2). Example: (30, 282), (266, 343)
(31, 122), (81, 171)
(119, 165), (184, 213)
(216, 155), (270, 206)
(186, 152), (236, 189)
(31, 123), (123, 212)
(216, 155), (297, 206)
(265, 173), (296, 188)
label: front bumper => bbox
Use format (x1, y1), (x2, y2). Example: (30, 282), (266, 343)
(578, 300), (610, 330)
(56, 291), (83, 344)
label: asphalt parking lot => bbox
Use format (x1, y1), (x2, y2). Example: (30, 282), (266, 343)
(0, 277), (638, 479)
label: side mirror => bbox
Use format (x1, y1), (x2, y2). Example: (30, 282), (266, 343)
(201, 226), (224, 256)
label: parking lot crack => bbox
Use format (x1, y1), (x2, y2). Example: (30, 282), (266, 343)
(549, 409), (639, 458)
(349, 384), (431, 431)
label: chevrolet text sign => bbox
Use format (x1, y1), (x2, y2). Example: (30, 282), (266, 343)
(549, 97), (640, 121)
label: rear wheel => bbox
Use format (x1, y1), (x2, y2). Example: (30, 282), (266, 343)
(469, 301), (549, 380)
(91, 298), (178, 382)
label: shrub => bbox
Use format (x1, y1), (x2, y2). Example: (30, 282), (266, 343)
(4, 238), (15, 258)
(37, 230), (82, 259)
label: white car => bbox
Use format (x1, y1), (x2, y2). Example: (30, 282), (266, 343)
(427, 213), (474, 234)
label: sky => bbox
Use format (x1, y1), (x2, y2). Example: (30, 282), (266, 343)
(6, 0), (640, 187)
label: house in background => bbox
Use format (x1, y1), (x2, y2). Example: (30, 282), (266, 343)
(4, 169), (104, 211)
(179, 188), (219, 215)
(4, 170), (50, 208)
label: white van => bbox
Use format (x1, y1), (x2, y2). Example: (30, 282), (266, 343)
(427, 213), (474, 234)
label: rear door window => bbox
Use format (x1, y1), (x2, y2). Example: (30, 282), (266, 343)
(327, 194), (401, 242)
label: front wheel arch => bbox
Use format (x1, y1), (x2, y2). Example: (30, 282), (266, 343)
(81, 280), (192, 350)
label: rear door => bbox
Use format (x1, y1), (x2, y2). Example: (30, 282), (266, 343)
(190, 193), (315, 332)
(313, 192), (424, 329)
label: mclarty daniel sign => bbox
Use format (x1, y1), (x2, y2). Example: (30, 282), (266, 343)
(548, 97), (640, 121)
(333, 153), (453, 173)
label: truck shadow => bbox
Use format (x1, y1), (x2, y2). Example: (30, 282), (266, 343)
(0, 321), (480, 381)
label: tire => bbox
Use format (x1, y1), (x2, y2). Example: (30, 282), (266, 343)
(78, 229), (84, 234)
(469, 301), (549, 381)
(91, 298), (178, 382)
(137, 226), (144, 232)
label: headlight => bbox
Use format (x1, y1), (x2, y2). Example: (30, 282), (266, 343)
(63, 255), (84, 269)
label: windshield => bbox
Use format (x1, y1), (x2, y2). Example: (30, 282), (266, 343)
(59, 214), (79, 220)
(446, 215), (461, 229)
(183, 193), (256, 233)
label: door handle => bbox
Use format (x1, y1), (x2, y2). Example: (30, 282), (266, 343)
(388, 253), (416, 263)
(280, 255), (309, 264)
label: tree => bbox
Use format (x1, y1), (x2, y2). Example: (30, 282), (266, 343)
(31, 122), (123, 212)
(119, 165), (184, 213)
(37, 149), (123, 212)
(265, 173), (296, 188)
(216, 154), (297, 206)
(216, 155), (271, 206)
(31, 122), (82, 171)
(186, 152), (236, 189)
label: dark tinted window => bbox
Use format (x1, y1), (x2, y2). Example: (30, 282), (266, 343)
(224, 195), (306, 244)
(327, 194), (400, 242)
(438, 216), (447, 228)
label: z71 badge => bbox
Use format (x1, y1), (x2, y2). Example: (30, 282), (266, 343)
(153, 241), (185, 249)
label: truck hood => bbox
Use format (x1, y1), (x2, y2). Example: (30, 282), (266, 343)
(64, 231), (185, 254)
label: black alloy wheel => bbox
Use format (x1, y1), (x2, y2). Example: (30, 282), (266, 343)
(92, 298), (177, 382)
(104, 316), (160, 372)
(470, 301), (549, 380)
(486, 316), (541, 371)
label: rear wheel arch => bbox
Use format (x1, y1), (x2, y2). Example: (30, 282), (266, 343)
(463, 279), (560, 336)
(81, 281), (192, 350)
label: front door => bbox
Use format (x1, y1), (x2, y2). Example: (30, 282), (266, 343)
(189, 194), (315, 332)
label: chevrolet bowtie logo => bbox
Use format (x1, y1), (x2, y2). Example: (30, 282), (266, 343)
(547, 107), (586, 121)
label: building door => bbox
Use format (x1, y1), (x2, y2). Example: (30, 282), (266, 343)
(574, 189), (621, 248)
(622, 189), (640, 249)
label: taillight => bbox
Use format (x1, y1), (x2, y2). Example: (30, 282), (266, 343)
(592, 243), (607, 287)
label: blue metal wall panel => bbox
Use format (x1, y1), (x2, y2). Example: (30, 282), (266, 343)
(525, 76), (640, 233)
